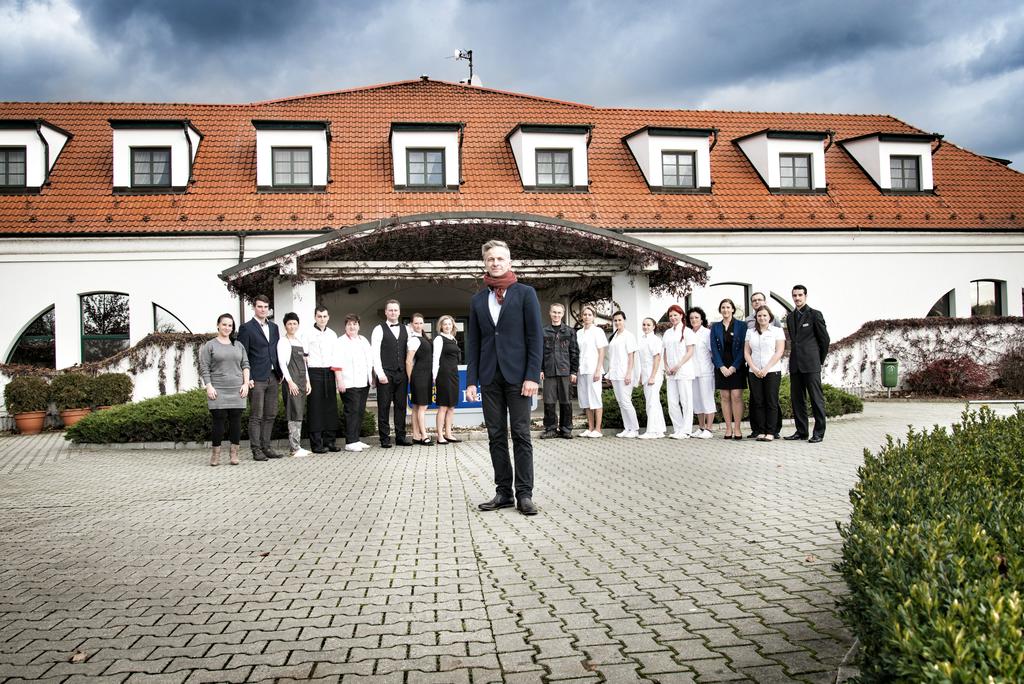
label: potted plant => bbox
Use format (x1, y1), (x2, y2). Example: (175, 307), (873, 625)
(50, 372), (92, 427)
(90, 373), (134, 409)
(4, 376), (51, 435)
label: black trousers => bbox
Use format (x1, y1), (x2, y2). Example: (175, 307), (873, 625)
(308, 368), (338, 449)
(376, 368), (408, 441)
(210, 408), (243, 446)
(790, 371), (827, 438)
(748, 372), (781, 436)
(341, 386), (369, 445)
(482, 375), (534, 499)
(543, 402), (573, 433)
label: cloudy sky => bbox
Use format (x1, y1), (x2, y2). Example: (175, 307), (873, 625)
(3, 0), (1023, 167)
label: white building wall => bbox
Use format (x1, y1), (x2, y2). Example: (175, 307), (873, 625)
(390, 130), (460, 186)
(254, 129), (328, 187)
(112, 129), (193, 187)
(640, 231), (1024, 339)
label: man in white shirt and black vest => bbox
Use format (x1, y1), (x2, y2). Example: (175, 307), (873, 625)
(370, 299), (413, 448)
(306, 306), (340, 453)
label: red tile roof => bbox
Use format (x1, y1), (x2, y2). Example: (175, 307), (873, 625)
(2, 78), (1022, 236)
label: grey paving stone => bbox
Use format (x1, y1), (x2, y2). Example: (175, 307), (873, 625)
(0, 403), (967, 683)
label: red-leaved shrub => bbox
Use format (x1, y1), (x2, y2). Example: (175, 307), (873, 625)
(904, 356), (990, 396)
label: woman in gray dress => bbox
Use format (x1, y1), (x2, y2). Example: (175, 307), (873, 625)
(200, 313), (251, 466)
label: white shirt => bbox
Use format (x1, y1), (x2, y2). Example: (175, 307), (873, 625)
(257, 318), (270, 341)
(638, 333), (663, 381)
(370, 321), (405, 380)
(334, 333), (374, 388)
(432, 333), (456, 380)
(305, 324), (338, 368)
(662, 324), (696, 380)
(746, 325), (786, 373)
(690, 326), (714, 377)
(606, 329), (639, 382)
(407, 334), (423, 354)
(277, 337), (305, 384)
(487, 290), (501, 325)
(576, 326), (608, 375)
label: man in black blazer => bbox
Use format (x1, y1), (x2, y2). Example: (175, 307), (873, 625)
(784, 285), (830, 443)
(236, 294), (283, 460)
(466, 239), (544, 516)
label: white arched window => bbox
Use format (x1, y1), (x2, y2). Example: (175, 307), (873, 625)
(7, 306), (55, 367)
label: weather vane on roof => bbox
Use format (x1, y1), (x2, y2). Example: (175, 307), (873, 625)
(451, 49), (481, 86)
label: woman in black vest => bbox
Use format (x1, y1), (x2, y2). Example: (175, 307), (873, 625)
(406, 313), (434, 445)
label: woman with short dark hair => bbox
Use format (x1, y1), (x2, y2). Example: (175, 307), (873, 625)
(744, 306), (785, 441)
(200, 313), (250, 466)
(333, 313), (374, 452)
(688, 307), (715, 438)
(278, 312), (311, 458)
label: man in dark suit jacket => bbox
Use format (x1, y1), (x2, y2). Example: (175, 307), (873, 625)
(785, 284), (830, 443)
(236, 294), (283, 460)
(466, 239), (544, 516)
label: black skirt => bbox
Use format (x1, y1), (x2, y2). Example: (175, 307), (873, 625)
(714, 327), (747, 390)
(434, 335), (461, 407)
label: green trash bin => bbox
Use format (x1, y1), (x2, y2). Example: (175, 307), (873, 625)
(882, 358), (899, 388)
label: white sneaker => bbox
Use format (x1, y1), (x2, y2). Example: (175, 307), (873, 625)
(589, 430), (603, 438)
(637, 432), (652, 439)
(292, 448), (311, 458)
(344, 443), (363, 452)
(699, 429), (714, 439)
(690, 428), (703, 437)
(578, 430), (592, 438)
(670, 432), (690, 440)
(616, 430), (629, 438)
(623, 431), (639, 438)
(644, 433), (664, 439)
(356, 441), (371, 449)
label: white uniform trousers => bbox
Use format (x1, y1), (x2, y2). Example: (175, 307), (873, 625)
(642, 375), (665, 436)
(611, 379), (640, 433)
(666, 376), (693, 436)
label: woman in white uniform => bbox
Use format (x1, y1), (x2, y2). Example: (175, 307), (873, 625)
(688, 307), (715, 438)
(662, 304), (696, 439)
(575, 305), (608, 438)
(606, 311), (640, 438)
(637, 317), (665, 439)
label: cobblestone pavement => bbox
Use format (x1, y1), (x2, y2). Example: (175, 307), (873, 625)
(0, 401), (967, 683)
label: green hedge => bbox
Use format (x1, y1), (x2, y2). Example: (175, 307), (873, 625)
(601, 375), (863, 429)
(65, 388), (376, 444)
(836, 408), (1024, 681)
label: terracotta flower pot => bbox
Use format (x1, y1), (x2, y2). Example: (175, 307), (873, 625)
(60, 407), (92, 427)
(14, 410), (47, 435)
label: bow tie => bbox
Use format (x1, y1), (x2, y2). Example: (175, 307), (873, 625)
(389, 324), (400, 327)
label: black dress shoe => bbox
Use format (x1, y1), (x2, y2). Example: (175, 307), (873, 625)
(263, 448), (284, 459)
(380, 441), (393, 449)
(746, 433), (757, 439)
(774, 433), (782, 440)
(417, 438), (434, 446)
(478, 495), (515, 511)
(808, 435), (824, 443)
(311, 447), (328, 454)
(252, 452), (267, 462)
(559, 430), (573, 439)
(517, 497), (538, 516)
(326, 445), (341, 452)
(539, 430), (558, 440)
(784, 433), (808, 441)
(396, 437), (414, 447)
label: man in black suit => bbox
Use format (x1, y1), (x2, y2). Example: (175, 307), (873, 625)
(370, 299), (412, 448)
(466, 239), (543, 516)
(236, 294), (283, 460)
(784, 284), (830, 443)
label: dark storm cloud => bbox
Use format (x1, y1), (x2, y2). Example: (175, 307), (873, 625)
(2, 0), (1022, 164)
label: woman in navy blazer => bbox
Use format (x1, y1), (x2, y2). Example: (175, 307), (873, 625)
(710, 298), (747, 440)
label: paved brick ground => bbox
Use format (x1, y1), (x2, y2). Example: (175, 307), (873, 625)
(0, 401), (966, 683)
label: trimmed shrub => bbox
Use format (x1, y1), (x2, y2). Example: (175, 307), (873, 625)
(3, 375), (50, 414)
(90, 373), (134, 406)
(903, 356), (990, 396)
(600, 374), (863, 429)
(836, 408), (1024, 681)
(997, 343), (1024, 395)
(50, 373), (92, 410)
(66, 388), (376, 444)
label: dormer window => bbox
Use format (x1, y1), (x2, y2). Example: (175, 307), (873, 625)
(110, 119), (201, 194)
(406, 148), (445, 187)
(624, 127), (714, 193)
(838, 132), (939, 194)
(272, 147), (312, 188)
(131, 148), (171, 188)
(536, 149), (571, 187)
(253, 120), (329, 192)
(0, 119), (73, 194)
(1, 148), (26, 187)
(779, 153), (811, 190)
(390, 123), (461, 191)
(507, 124), (591, 192)
(733, 129), (828, 194)
(889, 155), (919, 191)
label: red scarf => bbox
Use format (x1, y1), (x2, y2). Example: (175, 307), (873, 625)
(483, 271), (518, 305)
